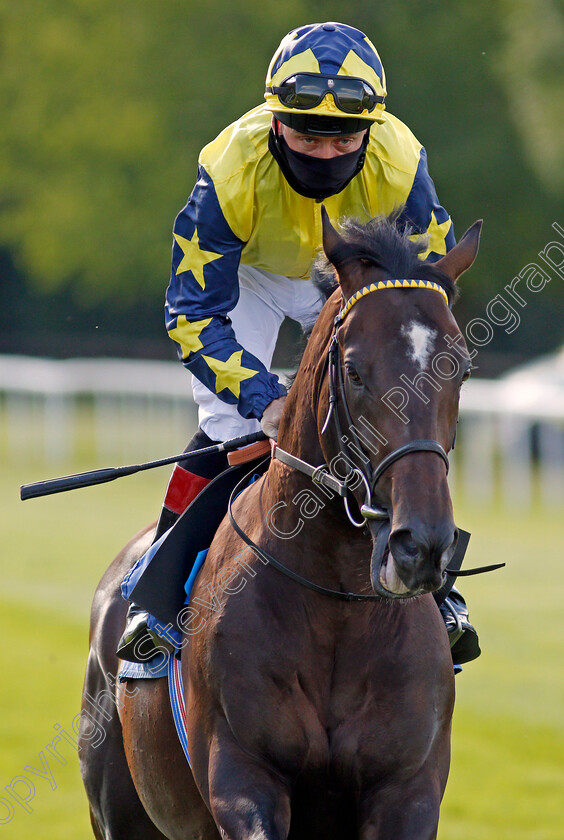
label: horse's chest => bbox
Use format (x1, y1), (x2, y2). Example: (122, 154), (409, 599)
(201, 596), (449, 782)
(285, 672), (441, 785)
(228, 650), (416, 779)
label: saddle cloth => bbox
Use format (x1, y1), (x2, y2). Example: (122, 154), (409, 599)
(121, 455), (269, 632)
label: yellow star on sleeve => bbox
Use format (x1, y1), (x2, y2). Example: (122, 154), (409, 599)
(173, 227), (223, 290)
(202, 351), (259, 398)
(168, 315), (212, 359)
(412, 211), (452, 259)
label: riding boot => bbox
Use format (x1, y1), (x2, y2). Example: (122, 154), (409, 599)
(115, 601), (176, 663)
(154, 427), (229, 540)
(116, 428), (228, 662)
(439, 587), (481, 666)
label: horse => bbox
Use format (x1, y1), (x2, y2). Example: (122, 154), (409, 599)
(79, 208), (481, 840)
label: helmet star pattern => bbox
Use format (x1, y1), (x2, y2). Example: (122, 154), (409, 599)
(265, 22), (386, 123)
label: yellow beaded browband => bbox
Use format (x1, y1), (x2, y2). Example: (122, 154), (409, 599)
(336, 278), (449, 323)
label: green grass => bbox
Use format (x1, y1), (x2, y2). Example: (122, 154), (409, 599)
(438, 500), (564, 840)
(1, 455), (169, 839)
(1, 454), (563, 839)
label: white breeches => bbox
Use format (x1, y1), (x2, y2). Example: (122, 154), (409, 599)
(193, 265), (325, 441)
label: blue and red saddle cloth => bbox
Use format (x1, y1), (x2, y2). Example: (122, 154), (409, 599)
(118, 455), (269, 680)
(119, 545), (209, 680)
(118, 457), (269, 768)
(119, 546), (209, 768)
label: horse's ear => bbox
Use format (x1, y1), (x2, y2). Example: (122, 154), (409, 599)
(321, 206), (358, 293)
(321, 206), (347, 268)
(435, 220), (483, 282)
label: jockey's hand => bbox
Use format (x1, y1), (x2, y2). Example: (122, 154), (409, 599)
(261, 396), (287, 441)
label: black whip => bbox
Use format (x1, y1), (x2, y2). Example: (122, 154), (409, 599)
(20, 431), (268, 500)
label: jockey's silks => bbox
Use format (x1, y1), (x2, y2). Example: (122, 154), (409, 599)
(165, 104), (455, 421)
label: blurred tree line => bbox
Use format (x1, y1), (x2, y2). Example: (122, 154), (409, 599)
(0, 0), (563, 374)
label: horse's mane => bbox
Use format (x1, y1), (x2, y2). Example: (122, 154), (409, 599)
(286, 213), (457, 387)
(311, 212), (458, 306)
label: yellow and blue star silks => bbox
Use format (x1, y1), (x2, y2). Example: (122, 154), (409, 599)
(166, 105), (454, 419)
(173, 229), (223, 290)
(167, 316), (212, 359)
(201, 351), (258, 399)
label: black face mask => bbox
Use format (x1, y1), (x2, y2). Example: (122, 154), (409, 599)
(268, 129), (368, 200)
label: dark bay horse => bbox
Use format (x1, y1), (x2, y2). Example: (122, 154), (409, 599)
(80, 209), (481, 840)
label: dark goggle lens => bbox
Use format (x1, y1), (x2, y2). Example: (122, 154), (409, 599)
(280, 77), (322, 108)
(275, 75), (379, 114)
(334, 80), (376, 114)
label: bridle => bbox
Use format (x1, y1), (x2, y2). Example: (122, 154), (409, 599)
(279, 277), (452, 528)
(319, 279), (451, 527)
(229, 276), (503, 600)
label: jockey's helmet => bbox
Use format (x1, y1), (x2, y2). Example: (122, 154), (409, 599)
(265, 22), (387, 136)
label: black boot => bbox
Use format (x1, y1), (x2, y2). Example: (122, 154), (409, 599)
(116, 428), (228, 662)
(154, 427), (228, 539)
(439, 587), (481, 665)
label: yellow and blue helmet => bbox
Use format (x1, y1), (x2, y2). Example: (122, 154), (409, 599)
(265, 22), (387, 135)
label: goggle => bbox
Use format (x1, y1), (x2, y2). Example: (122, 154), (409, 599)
(267, 73), (384, 115)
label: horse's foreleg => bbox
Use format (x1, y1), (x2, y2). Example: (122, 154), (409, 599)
(357, 769), (446, 840)
(202, 729), (291, 840)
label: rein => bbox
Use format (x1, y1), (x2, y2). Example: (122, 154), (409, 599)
(228, 279), (504, 600)
(228, 458), (383, 602)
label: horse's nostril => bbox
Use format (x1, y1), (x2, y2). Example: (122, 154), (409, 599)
(390, 530), (419, 560)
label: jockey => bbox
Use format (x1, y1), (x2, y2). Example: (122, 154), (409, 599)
(117, 22), (480, 666)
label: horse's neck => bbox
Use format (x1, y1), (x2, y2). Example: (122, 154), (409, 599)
(276, 297), (335, 466)
(263, 295), (365, 552)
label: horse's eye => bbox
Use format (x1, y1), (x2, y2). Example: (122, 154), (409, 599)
(461, 367), (472, 384)
(345, 363), (363, 386)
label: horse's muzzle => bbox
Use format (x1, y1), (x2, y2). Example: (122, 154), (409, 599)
(369, 520), (457, 599)
(369, 520), (411, 599)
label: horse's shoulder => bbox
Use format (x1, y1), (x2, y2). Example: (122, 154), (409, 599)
(209, 471), (270, 554)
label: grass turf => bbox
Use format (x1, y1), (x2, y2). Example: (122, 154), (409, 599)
(1, 455), (563, 839)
